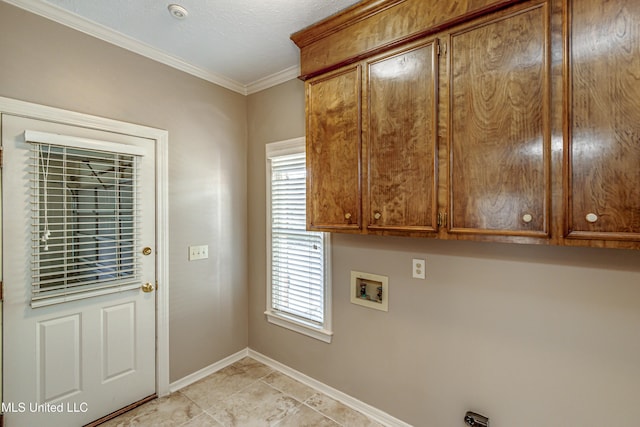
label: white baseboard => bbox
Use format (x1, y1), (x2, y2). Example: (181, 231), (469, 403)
(248, 349), (412, 427)
(168, 348), (248, 393)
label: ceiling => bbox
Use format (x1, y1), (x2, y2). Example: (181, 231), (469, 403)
(4, 0), (362, 94)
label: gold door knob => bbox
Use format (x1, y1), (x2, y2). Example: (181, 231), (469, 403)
(142, 247), (152, 256)
(344, 212), (352, 220)
(141, 282), (155, 293)
(373, 212), (382, 220)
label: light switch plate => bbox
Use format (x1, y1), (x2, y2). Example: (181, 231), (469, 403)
(412, 258), (426, 279)
(189, 245), (208, 261)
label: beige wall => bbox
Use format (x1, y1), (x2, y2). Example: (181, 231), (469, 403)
(0, 3), (248, 382)
(247, 80), (640, 426)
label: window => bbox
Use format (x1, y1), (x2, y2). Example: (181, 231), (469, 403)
(27, 130), (143, 307)
(265, 138), (332, 343)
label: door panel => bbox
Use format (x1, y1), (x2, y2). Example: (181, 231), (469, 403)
(38, 314), (82, 402)
(2, 114), (156, 427)
(102, 302), (136, 381)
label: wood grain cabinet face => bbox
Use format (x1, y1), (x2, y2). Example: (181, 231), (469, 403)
(306, 65), (362, 231)
(365, 41), (439, 233)
(565, 0), (640, 241)
(448, 3), (551, 237)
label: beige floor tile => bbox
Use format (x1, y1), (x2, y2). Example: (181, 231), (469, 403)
(232, 357), (275, 381)
(208, 380), (300, 427)
(305, 393), (384, 427)
(261, 372), (317, 403)
(102, 392), (202, 427)
(180, 412), (223, 427)
(99, 404), (142, 427)
(180, 358), (273, 410)
(100, 398), (167, 427)
(276, 404), (340, 427)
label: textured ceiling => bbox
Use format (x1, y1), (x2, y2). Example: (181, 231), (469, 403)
(7, 0), (361, 94)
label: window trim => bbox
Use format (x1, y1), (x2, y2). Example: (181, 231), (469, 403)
(265, 137), (332, 343)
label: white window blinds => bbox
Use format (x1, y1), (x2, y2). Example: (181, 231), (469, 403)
(27, 131), (142, 307)
(270, 152), (326, 325)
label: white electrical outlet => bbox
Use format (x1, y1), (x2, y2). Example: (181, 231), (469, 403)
(412, 258), (426, 279)
(189, 245), (209, 261)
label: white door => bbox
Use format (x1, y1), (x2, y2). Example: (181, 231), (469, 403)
(2, 114), (156, 427)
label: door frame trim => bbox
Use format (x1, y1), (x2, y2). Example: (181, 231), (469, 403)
(0, 96), (170, 397)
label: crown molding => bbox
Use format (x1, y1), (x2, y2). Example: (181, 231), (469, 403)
(246, 65), (301, 95)
(3, 0), (297, 95)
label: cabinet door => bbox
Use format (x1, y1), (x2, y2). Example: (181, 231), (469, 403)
(365, 40), (438, 233)
(565, 0), (640, 241)
(448, 3), (551, 237)
(306, 65), (362, 231)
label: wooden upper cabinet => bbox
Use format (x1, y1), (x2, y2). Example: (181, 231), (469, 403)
(565, 0), (640, 241)
(306, 65), (362, 231)
(365, 40), (439, 233)
(447, 2), (551, 237)
(295, 0), (640, 248)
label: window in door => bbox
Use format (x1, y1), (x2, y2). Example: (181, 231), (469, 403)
(27, 130), (144, 307)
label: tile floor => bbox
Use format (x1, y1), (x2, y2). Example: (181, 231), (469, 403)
(101, 357), (384, 427)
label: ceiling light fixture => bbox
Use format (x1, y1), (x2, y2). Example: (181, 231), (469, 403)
(168, 4), (189, 20)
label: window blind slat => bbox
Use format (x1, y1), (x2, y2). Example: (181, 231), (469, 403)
(34, 261), (137, 281)
(32, 281), (139, 300)
(32, 275), (140, 294)
(272, 260), (323, 274)
(272, 274), (323, 290)
(272, 289), (323, 304)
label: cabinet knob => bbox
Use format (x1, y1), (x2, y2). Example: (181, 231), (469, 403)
(585, 213), (598, 223)
(373, 212), (382, 220)
(344, 212), (352, 220)
(522, 214), (533, 223)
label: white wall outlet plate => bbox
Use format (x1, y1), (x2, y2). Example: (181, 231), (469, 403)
(189, 245), (208, 261)
(412, 258), (426, 279)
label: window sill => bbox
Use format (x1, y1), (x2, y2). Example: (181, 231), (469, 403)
(264, 311), (333, 343)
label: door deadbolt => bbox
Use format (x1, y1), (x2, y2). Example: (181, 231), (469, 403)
(142, 247), (152, 256)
